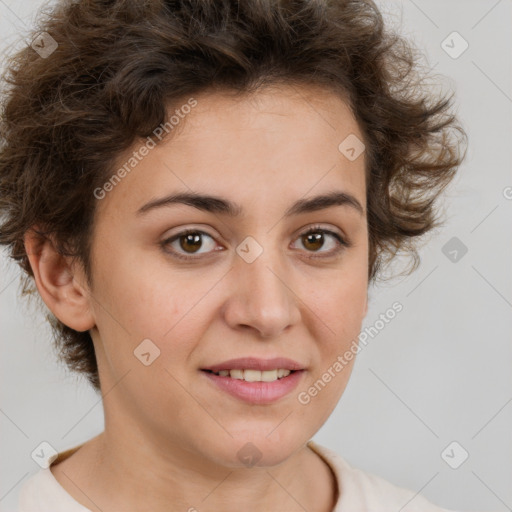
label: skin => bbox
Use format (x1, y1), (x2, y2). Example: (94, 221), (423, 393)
(25, 83), (369, 512)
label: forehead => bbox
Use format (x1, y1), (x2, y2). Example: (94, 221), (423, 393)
(98, 84), (366, 218)
(178, 84), (360, 147)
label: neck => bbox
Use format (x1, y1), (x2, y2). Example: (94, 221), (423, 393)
(51, 428), (337, 512)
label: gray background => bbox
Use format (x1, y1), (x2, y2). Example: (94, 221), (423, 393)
(1, 0), (511, 510)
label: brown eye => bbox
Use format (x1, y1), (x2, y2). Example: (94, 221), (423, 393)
(292, 226), (349, 258)
(302, 232), (325, 251)
(179, 232), (203, 253)
(162, 229), (219, 259)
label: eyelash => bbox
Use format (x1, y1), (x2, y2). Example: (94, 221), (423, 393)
(161, 225), (351, 261)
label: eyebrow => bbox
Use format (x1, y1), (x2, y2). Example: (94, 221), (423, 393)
(136, 190), (365, 218)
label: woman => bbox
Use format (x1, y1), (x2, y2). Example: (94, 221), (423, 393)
(0, 0), (467, 510)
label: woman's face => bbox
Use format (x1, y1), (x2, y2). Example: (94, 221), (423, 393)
(87, 84), (368, 468)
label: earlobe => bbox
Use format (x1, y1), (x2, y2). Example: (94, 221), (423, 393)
(24, 228), (95, 332)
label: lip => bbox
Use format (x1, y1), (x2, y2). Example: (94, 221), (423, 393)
(201, 368), (305, 404)
(201, 357), (305, 373)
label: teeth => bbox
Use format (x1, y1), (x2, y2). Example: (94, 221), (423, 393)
(213, 369), (292, 382)
(261, 369), (278, 382)
(230, 369), (244, 380)
(244, 369), (262, 382)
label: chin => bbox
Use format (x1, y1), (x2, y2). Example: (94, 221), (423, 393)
(204, 429), (305, 469)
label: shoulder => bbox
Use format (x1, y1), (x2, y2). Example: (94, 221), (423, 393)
(17, 444), (90, 512)
(18, 468), (92, 512)
(307, 440), (456, 512)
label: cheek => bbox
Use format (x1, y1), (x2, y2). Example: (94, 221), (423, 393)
(92, 245), (181, 335)
(91, 251), (219, 379)
(303, 261), (367, 394)
(308, 262), (367, 334)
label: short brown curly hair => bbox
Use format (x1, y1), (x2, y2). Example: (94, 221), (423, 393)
(0, 0), (467, 392)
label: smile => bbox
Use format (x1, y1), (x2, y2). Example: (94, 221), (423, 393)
(205, 368), (293, 382)
(201, 368), (304, 404)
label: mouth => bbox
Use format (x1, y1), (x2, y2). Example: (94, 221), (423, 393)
(200, 357), (306, 404)
(201, 368), (297, 382)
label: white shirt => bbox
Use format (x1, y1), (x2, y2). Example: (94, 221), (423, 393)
(18, 440), (455, 511)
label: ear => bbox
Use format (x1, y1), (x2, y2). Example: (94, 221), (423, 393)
(24, 228), (95, 332)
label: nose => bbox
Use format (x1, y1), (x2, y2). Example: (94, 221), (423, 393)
(221, 245), (301, 339)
